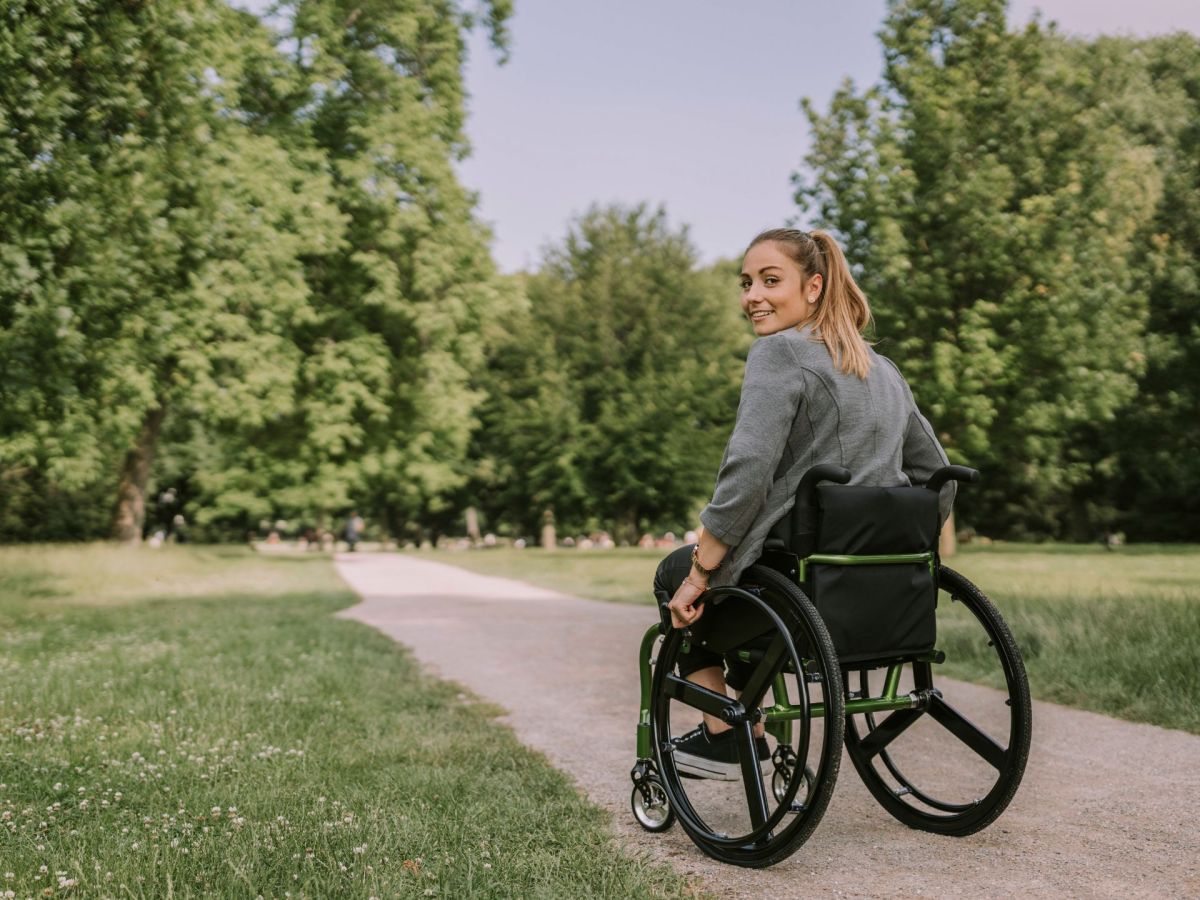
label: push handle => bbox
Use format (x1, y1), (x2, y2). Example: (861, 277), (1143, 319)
(789, 464), (852, 560)
(925, 465), (980, 494)
(795, 464), (852, 510)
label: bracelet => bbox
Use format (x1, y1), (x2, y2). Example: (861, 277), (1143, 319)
(690, 545), (722, 579)
(683, 576), (708, 591)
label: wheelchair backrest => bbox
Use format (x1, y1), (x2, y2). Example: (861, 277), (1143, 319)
(814, 483), (940, 556)
(802, 483), (942, 665)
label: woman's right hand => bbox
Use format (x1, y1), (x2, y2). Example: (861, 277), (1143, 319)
(667, 577), (707, 629)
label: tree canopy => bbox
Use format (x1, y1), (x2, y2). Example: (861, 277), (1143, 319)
(1, 0), (1196, 544)
(466, 205), (747, 542)
(796, 0), (1197, 540)
(0, 0), (512, 542)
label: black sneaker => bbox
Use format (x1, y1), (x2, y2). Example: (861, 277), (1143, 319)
(670, 723), (771, 781)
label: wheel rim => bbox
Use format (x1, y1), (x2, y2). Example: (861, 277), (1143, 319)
(843, 567), (1031, 833)
(650, 569), (843, 864)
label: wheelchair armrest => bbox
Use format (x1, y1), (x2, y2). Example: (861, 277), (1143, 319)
(926, 465), (980, 494)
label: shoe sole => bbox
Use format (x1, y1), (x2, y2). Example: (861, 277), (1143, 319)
(671, 751), (772, 782)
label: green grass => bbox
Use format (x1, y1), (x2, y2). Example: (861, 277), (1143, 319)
(418, 544), (1200, 734)
(0, 545), (697, 899)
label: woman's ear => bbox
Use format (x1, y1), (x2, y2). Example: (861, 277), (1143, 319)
(808, 273), (823, 304)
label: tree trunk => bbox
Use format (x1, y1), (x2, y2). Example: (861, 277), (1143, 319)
(540, 507), (556, 550)
(615, 509), (639, 547)
(939, 510), (957, 558)
(111, 405), (167, 544)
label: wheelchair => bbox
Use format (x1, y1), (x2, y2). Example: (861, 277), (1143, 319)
(630, 465), (1031, 868)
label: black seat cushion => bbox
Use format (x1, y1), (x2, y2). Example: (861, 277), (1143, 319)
(807, 484), (940, 664)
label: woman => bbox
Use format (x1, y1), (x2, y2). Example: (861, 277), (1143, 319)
(654, 228), (954, 779)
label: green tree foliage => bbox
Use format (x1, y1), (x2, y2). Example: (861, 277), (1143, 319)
(0, 1), (345, 540)
(179, 0), (514, 539)
(0, 0), (511, 542)
(1092, 35), (1200, 539)
(796, 0), (1166, 539)
(469, 206), (747, 541)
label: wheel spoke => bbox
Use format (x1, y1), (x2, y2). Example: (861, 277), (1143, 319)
(662, 673), (738, 718)
(736, 723), (770, 829)
(857, 708), (924, 759)
(927, 695), (1007, 770)
(736, 633), (788, 710)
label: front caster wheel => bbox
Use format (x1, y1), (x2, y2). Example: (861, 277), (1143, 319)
(631, 777), (675, 832)
(771, 755), (816, 806)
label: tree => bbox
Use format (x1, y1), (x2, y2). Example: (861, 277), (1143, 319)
(1079, 34), (1200, 539)
(0, 0), (514, 542)
(469, 205), (747, 541)
(180, 0), (515, 539)
(796, 0), (1162, 538)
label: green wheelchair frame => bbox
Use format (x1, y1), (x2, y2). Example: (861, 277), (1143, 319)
(630, 465), (1032, 868)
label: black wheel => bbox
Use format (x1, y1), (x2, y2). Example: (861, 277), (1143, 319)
(631, 776), (675, 832)
(650, 565), (844, 867)
(843, 566), (1031, 836)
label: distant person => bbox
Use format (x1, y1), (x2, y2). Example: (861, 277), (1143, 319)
(344, 511), (365, 552)
(653, 228), (955, 779)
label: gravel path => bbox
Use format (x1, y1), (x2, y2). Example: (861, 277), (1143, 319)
(334, 552), (1199, 898)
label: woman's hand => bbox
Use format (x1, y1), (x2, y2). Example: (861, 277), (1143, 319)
(668, 577), (708, 629)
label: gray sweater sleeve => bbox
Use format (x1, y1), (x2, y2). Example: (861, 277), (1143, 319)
(699, 335), (804, 546)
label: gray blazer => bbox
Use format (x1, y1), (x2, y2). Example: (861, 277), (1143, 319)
(700, 325), (954, 588)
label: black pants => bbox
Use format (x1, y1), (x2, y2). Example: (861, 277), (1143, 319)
(653, 545), (756, 690)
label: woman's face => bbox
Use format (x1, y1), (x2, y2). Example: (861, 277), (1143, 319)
(739, 241), (822, 336)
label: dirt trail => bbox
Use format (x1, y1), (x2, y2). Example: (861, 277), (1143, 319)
(334, 552), (1199, 899)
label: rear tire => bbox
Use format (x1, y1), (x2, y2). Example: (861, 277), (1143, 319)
(651, 565), (844, 867)
(843, 566), (1031, 835)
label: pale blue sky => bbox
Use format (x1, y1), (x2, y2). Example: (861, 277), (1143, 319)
(238, 1), (1200, 272)
(456, 1), (1200, 271)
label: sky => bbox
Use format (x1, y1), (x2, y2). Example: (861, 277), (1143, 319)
(236, 1), (1200, 272)
(455, 1), (1200, 271)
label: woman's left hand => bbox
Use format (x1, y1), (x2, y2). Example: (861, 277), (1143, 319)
(668, 578), (707, 629)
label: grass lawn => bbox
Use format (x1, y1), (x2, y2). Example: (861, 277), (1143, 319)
(419, 543), (1200, 734)
(0, 545), (696, 899)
